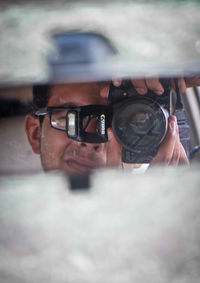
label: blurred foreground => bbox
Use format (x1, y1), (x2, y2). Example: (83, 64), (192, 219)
(0, 165), (199, 283)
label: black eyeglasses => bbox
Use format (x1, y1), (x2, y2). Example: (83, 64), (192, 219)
(35, 106), (73, 131)
(35, 105), (112, 143)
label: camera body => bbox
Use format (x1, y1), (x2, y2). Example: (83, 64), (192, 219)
(109, 79), (181, 163)
(61, 78), (189, 164)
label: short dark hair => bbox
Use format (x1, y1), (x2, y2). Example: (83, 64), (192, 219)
(32, 84), (51, 112)
(32, 84), (51, 124)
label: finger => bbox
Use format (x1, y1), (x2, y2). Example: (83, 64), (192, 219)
(112, 78), (122, 87)
(168, 117), (190, 166)
(100, 78), (122, 98)
(178, 77), (187, 93)
(150, 115), (177, 166)
(178, 143), (189, 165)
(171, 77), (187, 94)
(184, 75), (200, 88)
(170, 122), (180, 166)
(146, 77), (164, 94)
(131, 78), (148, 94)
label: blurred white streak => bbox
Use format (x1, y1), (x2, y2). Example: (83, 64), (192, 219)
(0, 1), (200, 84)
(0, 166), (199, 282)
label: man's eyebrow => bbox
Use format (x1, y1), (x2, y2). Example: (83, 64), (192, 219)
(54, 102), (81, 107)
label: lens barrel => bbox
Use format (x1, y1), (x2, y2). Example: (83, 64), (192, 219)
(112, 97), (169, 155)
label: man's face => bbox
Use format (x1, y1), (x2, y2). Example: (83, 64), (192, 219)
(39, 82), (121, 175)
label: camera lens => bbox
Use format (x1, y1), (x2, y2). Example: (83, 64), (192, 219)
(112, 98), (168, 152)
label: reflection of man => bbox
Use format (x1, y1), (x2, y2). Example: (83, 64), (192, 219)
(25, 78), (193, 176)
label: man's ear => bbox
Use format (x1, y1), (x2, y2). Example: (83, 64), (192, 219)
(24, 114), (41, 154)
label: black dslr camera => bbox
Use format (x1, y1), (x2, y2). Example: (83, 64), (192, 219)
(108, 79), (183, 163)
(64, 79), (183, 163)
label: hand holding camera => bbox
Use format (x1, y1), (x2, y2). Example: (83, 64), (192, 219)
(101, 77), (190, 165)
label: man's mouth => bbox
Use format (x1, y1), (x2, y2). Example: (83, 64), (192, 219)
(64, 158), (96, 175)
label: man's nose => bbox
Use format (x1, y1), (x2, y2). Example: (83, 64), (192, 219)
(80, 142), (104, 152)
